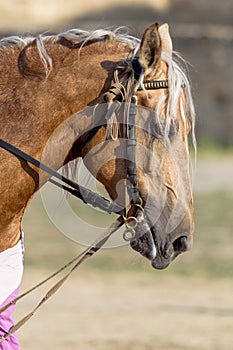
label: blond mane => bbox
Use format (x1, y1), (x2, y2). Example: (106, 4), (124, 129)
(0, 27), (196, 154)
(0, 28), (140, 76)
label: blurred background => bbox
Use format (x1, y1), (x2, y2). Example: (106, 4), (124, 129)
(0, 0), (232, 145)
(0, 0), (232, 349)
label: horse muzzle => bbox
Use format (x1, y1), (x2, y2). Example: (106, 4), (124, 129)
(129, 211), (193, 270)
(151, 235), (193, 269)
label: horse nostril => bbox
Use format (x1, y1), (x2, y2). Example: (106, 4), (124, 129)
(173, 236), (190, 253)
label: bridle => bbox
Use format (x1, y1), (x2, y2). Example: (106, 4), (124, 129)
(0, 61), (168, 221)
(103, 56), (169, 236)
(0, 58), (169, 343)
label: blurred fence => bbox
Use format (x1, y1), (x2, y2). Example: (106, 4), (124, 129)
(173, 24), (233, 40)
(0, 1), (232, 145)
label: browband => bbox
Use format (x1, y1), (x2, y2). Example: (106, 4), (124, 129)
(138, 79), (169, 90)
(131, 57), (169, 91)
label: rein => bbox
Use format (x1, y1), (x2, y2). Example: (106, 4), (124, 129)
(0, 58), (169, 341)
(0, 216), (124, 343)
(0, 139), (124, 215)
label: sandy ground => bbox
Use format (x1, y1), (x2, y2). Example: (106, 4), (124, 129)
(15, 269), (233, 350)
(11, 155), (232, 350)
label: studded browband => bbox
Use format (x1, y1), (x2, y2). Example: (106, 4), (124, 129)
(138, 79), (169, 90)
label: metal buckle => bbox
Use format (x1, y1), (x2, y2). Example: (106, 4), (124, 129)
(122, 197), (144, 241)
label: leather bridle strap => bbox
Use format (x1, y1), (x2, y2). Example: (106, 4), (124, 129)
(127, 94), (141, 205)
(0, 139), (124, 215)
(137, 79), (169, 90)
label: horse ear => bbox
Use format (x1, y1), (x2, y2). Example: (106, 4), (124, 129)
(158, 23), (173, 57)
(139, 23), (162, 72)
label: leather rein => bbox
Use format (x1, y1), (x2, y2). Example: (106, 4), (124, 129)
(0, 60), (168, 342)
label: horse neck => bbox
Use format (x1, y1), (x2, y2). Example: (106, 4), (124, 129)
(0, 39), (130, 161)
(0, 39), (132, 181)
(0, 39), (131, 250)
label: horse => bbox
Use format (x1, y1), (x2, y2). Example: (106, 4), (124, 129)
(0, 22), (196, 348)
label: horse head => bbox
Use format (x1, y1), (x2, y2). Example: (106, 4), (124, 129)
(0, 22), (195, 269)
(80, 23), (196, 269)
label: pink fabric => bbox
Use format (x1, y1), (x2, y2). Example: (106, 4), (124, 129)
(0, 235), (24, 349)
(0, 286), (20, 349)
